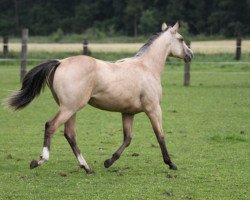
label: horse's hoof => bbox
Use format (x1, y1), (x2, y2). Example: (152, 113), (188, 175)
(30, 160), (39, 169)
(80, 165), (94, 174)
(169, 163), (177, 170)
(86, 169), (94, 175)
(104, 159), (112, 168)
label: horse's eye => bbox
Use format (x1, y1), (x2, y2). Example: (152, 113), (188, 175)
(180, 38), (184, 42)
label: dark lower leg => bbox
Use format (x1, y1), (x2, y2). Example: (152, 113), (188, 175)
(147, 106), (177, 170)
(64, 114), (93, 174)
(30, 110), (73, 169)
(104, 114), (133, 168)
(155, 134), (177, 170)
(64, 133), (93, 174)
(104, 135), (131, 168)
(30, 121), (54, 169)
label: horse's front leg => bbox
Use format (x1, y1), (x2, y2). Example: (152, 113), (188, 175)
(64, 114), (93, 174)
(104, 113), (134, 168)
(146, 105), (177, 170)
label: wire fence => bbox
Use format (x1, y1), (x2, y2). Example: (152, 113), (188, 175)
(1, 40), (250, 53)
(1, 36), (249, 86)
(0, 58), (250, 65)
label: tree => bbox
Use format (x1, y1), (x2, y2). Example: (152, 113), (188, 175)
(208, 0), (248, 36)
(0, 0), (249, 37)
(125, 0), (144, 36)
(0, 0), (16, 36)
(139, 9), (159, 35)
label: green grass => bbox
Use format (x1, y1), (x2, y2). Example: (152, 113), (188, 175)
(0, 53), (249, 199)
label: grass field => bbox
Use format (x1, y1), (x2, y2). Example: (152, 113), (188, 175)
(0, 53), (249, 199)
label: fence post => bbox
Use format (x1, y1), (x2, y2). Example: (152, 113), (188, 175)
(20, 29), (28, 82)
(184, 41), (191, 86)
(83, 39), (88, 55)
(235, 37), (241, 60)
(3, 36), (8, 58)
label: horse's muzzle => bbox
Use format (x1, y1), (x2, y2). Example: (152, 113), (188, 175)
(184, 51), (193, 63)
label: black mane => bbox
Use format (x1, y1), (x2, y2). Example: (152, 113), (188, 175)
(135, 26), (170, 57)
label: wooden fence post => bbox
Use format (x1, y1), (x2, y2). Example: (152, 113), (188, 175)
(235, 37), (241, 60)
(83, 39), (88, 55)
(3, 36), (8, 58)
(184, 41), (191, 86)
(20, 29), (28, 82)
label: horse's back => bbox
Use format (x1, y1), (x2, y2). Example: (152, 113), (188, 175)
(51, 55), (160, 114)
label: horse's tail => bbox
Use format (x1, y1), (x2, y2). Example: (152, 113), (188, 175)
(4, 60), (60, 111)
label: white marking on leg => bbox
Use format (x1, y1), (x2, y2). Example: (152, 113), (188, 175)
(42, 147), (50, 160)
(77, 154), (89, 169)
(38, 159), (46, 165)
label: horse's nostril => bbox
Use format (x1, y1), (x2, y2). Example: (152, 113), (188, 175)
(184, 54), (192, 63)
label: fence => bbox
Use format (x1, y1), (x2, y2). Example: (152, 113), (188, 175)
(20, 29), (28, 81)
(0, 29), (246, 85)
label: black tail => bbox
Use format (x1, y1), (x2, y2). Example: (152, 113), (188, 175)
(5, 60), (60, 111)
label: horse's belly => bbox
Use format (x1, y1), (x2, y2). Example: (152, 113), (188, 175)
(88, 94), (142, 113)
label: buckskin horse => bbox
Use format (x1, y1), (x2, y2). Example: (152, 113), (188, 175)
(5, 22), (193, 174)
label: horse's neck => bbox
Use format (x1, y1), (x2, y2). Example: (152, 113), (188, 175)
(140, 34), (171, 77)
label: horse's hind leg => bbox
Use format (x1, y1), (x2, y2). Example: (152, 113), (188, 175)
(30, 108), (74, 169)
(104, 113), (134, 168)
(146, 105), (177, 170)
(64, 114), (93, 174)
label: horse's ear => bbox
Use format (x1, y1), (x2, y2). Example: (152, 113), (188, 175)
(172, 21), (179, 32)
(161, 22), (168, 31)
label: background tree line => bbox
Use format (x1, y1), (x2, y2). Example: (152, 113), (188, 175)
(0, 0), (249, 37)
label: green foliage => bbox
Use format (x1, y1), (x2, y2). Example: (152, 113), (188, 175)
(179, 21), (190, 38)
(139, 9), (159, 35)
(124, 0), (144, 36)
(50, 28), (64, 42)
(1, 0), (249, 37)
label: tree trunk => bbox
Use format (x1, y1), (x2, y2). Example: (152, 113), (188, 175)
(13, 0), (20, 34)
(134, 17), (138, 37)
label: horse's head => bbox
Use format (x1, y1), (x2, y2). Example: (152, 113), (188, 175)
(162, 22), (193, 63)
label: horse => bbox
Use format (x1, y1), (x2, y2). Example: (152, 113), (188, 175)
(5, 22), (193, 174)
